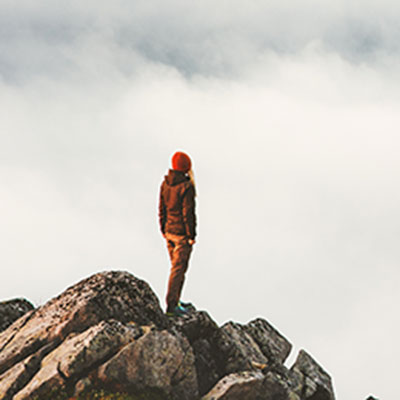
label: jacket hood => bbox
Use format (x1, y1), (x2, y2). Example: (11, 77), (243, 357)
(165, 169), (188, 186)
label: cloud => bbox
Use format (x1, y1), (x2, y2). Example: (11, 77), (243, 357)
(2, 0), (400, 84)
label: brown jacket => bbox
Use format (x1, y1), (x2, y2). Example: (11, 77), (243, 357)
(159, 169), (196, 240)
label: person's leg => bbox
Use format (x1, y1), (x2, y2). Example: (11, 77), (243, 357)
(165, 234), (193, 313)
(166, 237), (175, 261)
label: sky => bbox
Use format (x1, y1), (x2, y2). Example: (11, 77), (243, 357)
(1, 1), (400, 399)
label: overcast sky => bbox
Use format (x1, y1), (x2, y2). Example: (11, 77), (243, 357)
(1, 1), (400, 399)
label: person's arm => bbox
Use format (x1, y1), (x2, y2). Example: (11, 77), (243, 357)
(158, 183), (167, 237)
(182, 184), (196, 241)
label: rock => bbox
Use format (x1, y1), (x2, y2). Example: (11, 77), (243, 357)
(244, 318), (292, 364)
(0, 271), (337, 400)
(0, 310), (35, 355)
(58, 320), (143, 379)
(0, 342), (56, 400)
(213, 322), (268, 375)
(172, 308), (219, 343)
(97, 329), (198, 400)
(13, 320), (142, 400)
(192, 338), (223, 396)
(0, 352), (42, 400)
(0, 299), (34, 333)
(261, 371), (300, 400)
(291, 350), (335, 400)
(203, 368), (301, 400)
(202, 370), (264, 400)
(170, 307), (223, 395)
(0, 271), (167, 376)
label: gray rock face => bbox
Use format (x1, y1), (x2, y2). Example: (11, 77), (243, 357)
(0, 299), (34, 333)
(261, 370), (300, 400)
(170, 307), (222, 396)
(244, 318), (292, 364)
(0, 271), (167, 376)
(0, 271), (337, 400)
(291, 350), (335, 400)
(213, 322), (268, 375)
(0, 271), (168, 399)
(202, 368), (303, 400)
(13, 320), (141, 400)
(97, 329), (198, 400)
(0, 349), (44, 400)
(173, 309), (219, 343)
(191, 338), (223, 396)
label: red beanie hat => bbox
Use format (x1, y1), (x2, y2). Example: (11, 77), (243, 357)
(172, 151), (192, 172)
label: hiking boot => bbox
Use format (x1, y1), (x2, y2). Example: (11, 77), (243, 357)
(166, 305), (189, 318)
(178, 301), (191, 308)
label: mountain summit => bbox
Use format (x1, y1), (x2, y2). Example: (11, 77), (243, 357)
(0, 271), (335, 400)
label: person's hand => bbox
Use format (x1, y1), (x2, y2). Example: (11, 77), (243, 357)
(188, 239), (195, 246)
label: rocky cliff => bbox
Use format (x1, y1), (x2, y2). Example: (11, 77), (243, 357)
(0, 271), (336, 400)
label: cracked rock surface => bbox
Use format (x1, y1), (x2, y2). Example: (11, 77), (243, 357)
(0, 271), (336, 400)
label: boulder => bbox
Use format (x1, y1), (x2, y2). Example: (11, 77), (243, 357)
(0, 348), (47, 400)
(203, 367), (301, 400)
(0, 271), (167, 376)
(244, 318), (292, 364)
(13, 320), (142, 400)
(202, 370), (264, 400)
(192, 338), (224, 396)
(291, 350), (335, 400)
(213, 322), (268, 375)
(261, 371), (300, 400)
(172, 309), (219, 343)
(0, 299), (34, 333)
(97, 329), (198, 400)
(170, 307), (223, 395)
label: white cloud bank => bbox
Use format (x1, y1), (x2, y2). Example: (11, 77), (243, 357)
(1, 1), (400, 399)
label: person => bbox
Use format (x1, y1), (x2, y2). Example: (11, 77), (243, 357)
(159, 151), (196, 317)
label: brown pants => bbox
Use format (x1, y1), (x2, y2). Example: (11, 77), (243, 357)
(165, 233), (193, 312)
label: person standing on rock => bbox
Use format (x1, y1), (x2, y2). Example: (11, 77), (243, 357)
(159, 151), (196, 317)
